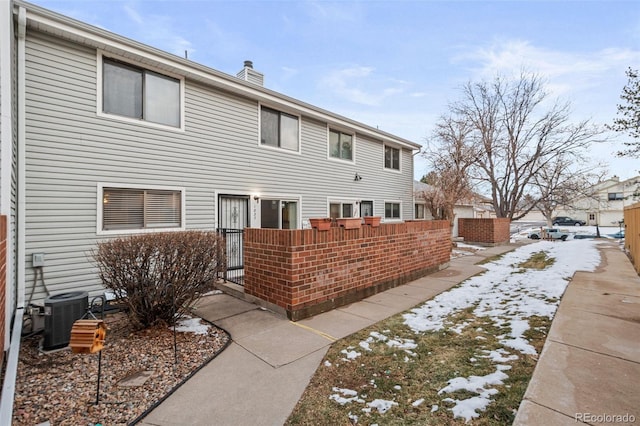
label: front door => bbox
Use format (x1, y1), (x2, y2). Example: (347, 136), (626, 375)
(218, 195), (249, 274)
(219, 195), (249, 229)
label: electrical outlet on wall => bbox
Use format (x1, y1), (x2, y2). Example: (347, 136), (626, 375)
(32, 253), (45, 267)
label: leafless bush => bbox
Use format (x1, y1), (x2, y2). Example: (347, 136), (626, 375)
(93, 231), (226, 329)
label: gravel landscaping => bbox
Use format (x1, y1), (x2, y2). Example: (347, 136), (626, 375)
(11, 310), (230, 425)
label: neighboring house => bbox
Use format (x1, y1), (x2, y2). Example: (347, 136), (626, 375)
(555, 175), (640, 227)
(0, 0), (420, 407)
(413, 181), (494, 237)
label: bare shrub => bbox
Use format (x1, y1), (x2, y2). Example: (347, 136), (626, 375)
(93, 231), (226, 329)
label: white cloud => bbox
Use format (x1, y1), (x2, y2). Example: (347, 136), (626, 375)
(451, 39), (640, 180)
(304, 1), (362, 22)
(280, 66), (299, 81)
(123, 4), (143, 25)
(457, 39), (640, 101)
(119, 4), (194, 58)
(320, 66), (408, 106)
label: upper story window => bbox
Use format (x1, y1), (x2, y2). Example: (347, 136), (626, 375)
(102, 57), (181, 128)
(100, 186), (184, 233)
(384, 145), (400, 170)
(260, 106), (300, 151)
(329, 129), (353, 161)
(608, 192), (624, 200)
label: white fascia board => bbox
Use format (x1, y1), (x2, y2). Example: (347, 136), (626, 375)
(15, 0), (420, 151)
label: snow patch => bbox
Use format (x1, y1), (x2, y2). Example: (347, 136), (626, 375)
(366, 399), (398, 414)
(173, 317), (210, 335)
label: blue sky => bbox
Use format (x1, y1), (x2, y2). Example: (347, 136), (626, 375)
(30, 0), (640, 180)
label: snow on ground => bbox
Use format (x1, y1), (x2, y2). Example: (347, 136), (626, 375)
(327, 238), (603, 422)
(402, 238), (602, 421)
(173, 317), (210, 334)
(439, 364), (512, 421)
(451, 242), (488, 259)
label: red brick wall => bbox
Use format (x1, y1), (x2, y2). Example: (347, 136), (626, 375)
(458, 218), (511, 245)
(244, 220), (451, 320)
(0, 215), (6, 363)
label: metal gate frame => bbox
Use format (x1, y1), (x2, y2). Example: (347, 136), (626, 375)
(217, 228), (244, 286)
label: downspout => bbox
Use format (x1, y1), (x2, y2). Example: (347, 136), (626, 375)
(16, 5), (26, 310)
(0, 0), (15, 352)
(0, 5), (26, 424)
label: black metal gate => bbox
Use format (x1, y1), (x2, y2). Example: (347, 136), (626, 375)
(217, 228), (244, 285)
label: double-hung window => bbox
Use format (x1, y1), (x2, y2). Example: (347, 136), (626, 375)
(329, 129), (353, 161)
(102, 57), (181, 128)
(384, 145), (400, 170)
(101, 186), (184, 232)
(260, 106), (300, 151)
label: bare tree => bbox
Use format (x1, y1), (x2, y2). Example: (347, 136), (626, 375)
(420, 116), (478, 224)
(532, 154), (606, 225)
(446, 72), (604, 219)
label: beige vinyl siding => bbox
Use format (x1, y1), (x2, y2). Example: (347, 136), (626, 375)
(24, 30), (417, 302)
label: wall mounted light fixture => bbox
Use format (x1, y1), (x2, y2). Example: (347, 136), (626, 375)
(354, 173), (363, 181)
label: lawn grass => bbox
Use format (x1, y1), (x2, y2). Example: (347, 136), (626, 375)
(286, 251), (555, 426)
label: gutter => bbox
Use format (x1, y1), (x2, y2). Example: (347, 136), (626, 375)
(14, 0), (420, 151)
(0, 5), (27, 424)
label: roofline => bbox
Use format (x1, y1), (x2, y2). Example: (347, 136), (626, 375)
(13, 0), (421, 150)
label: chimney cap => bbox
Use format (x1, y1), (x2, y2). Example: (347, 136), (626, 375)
(244, 60), (253, 69)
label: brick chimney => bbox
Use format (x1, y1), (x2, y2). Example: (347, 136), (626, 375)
(236, 60), (264, 86)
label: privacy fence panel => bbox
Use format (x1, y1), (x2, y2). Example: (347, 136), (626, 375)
(624, 202), (640, 275)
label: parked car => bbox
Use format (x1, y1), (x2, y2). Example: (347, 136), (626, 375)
(552, 216), (586, 226)
(528, 228), (570, 241)
(607, 230), (625, 239)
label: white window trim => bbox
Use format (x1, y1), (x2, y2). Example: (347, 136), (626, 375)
(96, 51), (186, 132)
(384, 200), (403, 222)
(359, 200), (375, 217)
(214, 190), (255, 229)
(326, 126), (356, 164)
(327, 198), (359, 218)
(257, 103), (302, 155)
(258, 193), (302, 229)
(382, 143), (401, 173)
(414, 201), (426, 219)
(96, 182), (186, 236)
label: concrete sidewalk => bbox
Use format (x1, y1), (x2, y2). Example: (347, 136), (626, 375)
(138, 243), (518, 426)
(514, 241), (640, 425)
(138, 240), (640, 426)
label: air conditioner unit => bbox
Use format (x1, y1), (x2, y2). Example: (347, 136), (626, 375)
(43, 291), (88, 351)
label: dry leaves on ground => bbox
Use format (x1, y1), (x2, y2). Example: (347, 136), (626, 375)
(12, 311), (229, 425)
